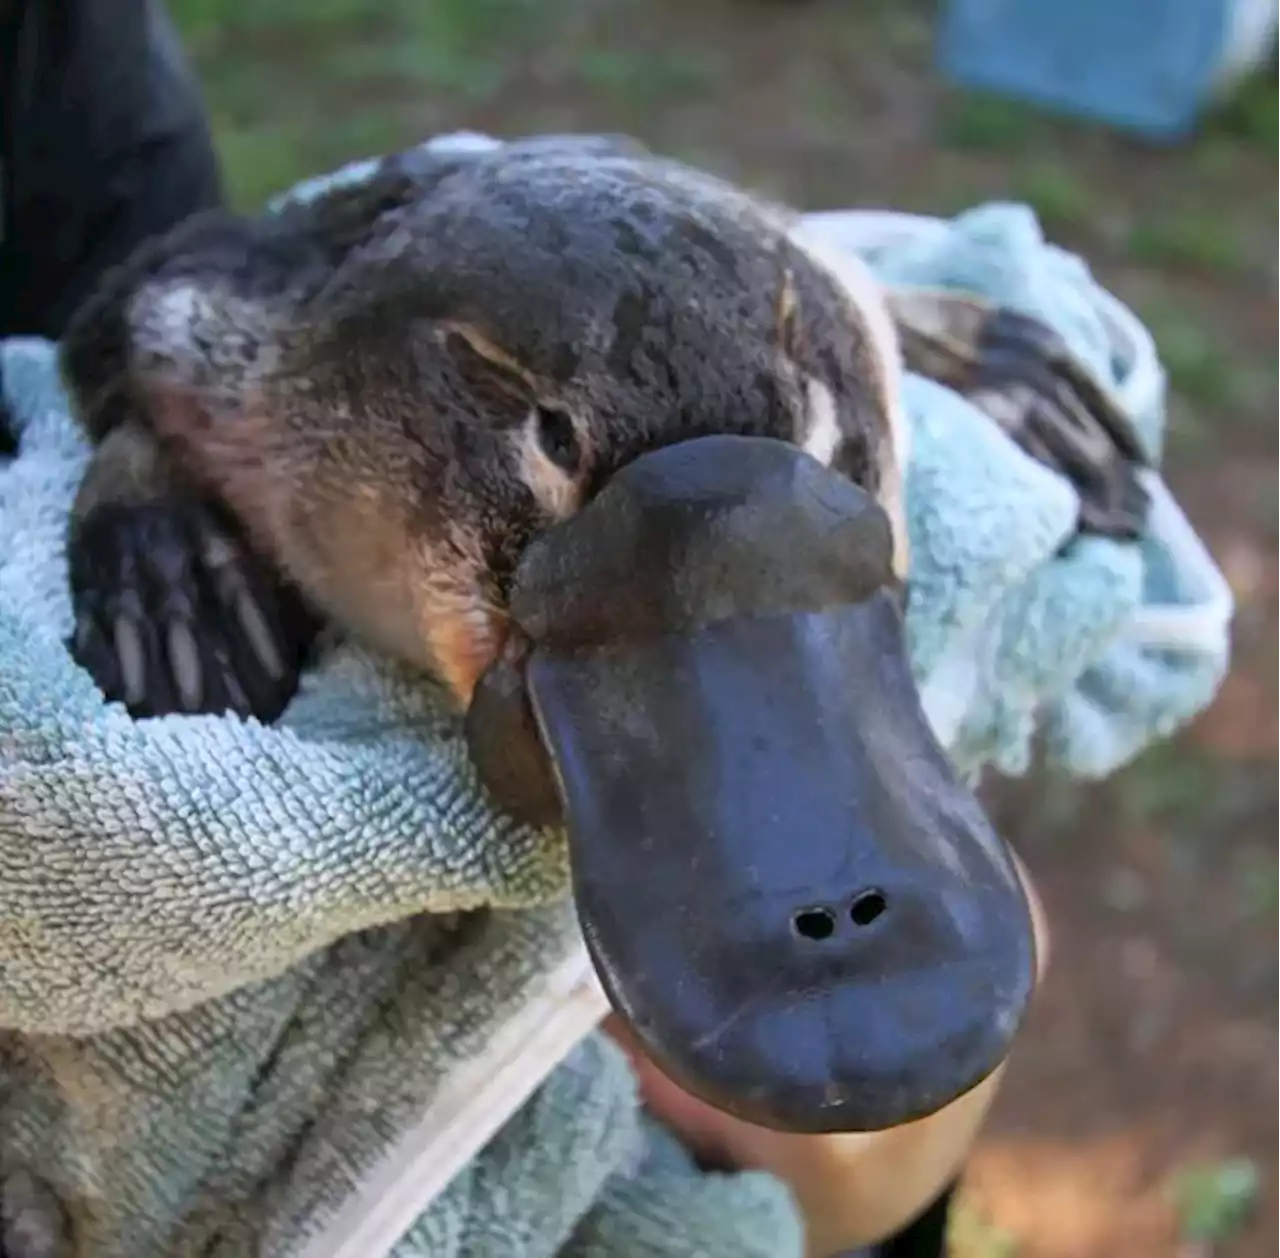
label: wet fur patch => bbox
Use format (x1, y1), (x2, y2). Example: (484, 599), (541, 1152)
(129, 280), (281, 396)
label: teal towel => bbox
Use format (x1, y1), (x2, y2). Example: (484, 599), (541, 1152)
(0, 137), (1229, 1258)
(810, 202), (1233, 778)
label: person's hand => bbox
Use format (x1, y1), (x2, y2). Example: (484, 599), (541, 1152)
(603, 851), (1050, 1255)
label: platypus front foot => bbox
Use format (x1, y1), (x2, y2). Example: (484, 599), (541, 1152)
(67, 432), (316, 721)
(888, 288), (1150, 541)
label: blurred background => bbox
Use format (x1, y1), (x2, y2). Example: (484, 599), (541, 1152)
(165, 2), (1277, 1254)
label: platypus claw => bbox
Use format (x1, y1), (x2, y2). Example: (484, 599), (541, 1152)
(68, 498), (315, 721)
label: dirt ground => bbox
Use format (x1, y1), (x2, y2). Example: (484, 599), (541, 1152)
(177, 2), (1277, 1253)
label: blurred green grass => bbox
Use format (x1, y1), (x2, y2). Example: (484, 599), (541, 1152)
(168, 0), (745, 207)
(169, 0), (546, 205)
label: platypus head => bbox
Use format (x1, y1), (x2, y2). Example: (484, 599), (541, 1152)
(119, 142), (1035, 1134)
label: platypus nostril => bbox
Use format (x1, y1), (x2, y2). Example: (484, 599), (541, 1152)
(791, 906), (837, 940)
(850, 889), (888, 927)
(791, 892), (888, 940)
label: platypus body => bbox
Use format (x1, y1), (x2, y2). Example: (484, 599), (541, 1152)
(58, 134), (1148, 1142)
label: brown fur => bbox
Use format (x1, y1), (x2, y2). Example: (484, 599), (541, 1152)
(61, 136), (908, 709)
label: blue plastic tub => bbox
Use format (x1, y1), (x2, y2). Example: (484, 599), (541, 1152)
(937, 0), (1278, 140)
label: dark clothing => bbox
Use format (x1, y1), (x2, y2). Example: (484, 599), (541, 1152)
(1, 0), (223, 341)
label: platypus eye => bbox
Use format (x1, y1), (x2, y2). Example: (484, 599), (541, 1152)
(534, 406), (581, 472)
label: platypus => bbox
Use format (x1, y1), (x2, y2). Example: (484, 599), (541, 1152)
(58, 134), (1145, 1138)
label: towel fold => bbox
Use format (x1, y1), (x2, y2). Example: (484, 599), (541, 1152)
(0, 135), (1230, 1257)
(802, 202), (1232, 778)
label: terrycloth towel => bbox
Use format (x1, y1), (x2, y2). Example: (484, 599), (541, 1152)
(799, 204), (1233, 777)
(0, 136), (1230, 1258)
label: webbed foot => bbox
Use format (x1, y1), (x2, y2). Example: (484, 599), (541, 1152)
(889, 289), (1150, 540)
(68, 432), (316, 721)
